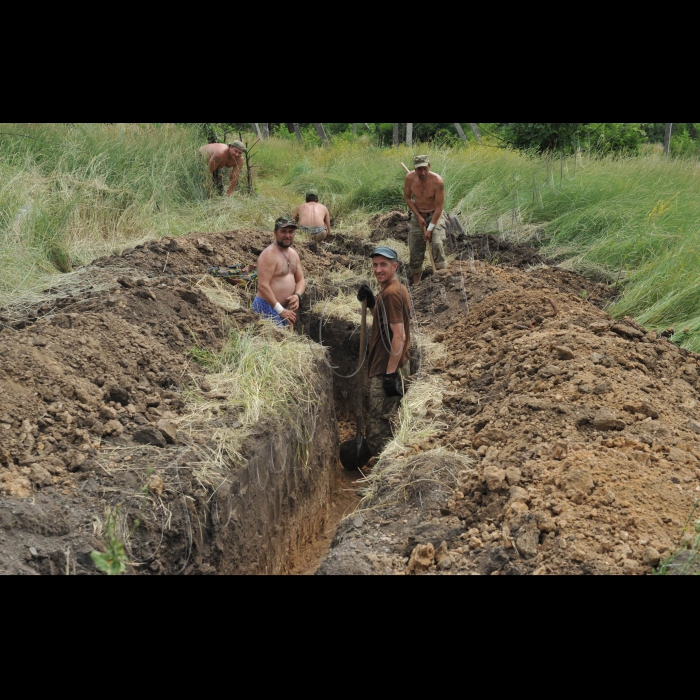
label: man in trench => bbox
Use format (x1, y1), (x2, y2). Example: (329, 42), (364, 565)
(253, 217), (306, 327)
(198, 140), (246, 196)
(357, 246), (412, 457)
(293, 189), (332, 242)
(404, 154), (448, 284)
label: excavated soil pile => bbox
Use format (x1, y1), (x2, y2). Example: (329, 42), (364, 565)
(0, 229), (358, 575)
(318, 260), (700, 575)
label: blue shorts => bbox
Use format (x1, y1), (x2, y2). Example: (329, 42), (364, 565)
(253, 296), (288, 327)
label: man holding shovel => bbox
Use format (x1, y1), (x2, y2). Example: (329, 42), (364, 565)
(356, 246), (412, 458)
(404, 154), (448, 285)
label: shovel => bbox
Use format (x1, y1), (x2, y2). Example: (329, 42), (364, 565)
(339, 298), (372, 471)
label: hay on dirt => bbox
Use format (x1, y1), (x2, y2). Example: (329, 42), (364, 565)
(180, 325), (326, 478)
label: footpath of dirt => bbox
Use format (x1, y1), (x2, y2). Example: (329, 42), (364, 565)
(0, 228), (358, 575)
(317, 227), (700, 575)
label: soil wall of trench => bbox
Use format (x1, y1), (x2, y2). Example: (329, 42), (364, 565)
(0, 229), (355, 575)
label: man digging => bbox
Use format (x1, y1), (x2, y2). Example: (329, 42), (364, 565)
(404, 154), (448, 284)
(357, 246), (412, 458)
(253, 217), (306, 327)
(198, 140), (246, 196)
(294, 189), (332, 242)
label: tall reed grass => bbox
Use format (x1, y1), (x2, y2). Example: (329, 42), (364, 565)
(3, 124), (700, 348)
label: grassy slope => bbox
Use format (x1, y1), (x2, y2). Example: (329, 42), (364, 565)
(2, 124), (700, 348)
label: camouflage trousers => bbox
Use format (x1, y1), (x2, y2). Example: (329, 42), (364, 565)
(366, 362), (411, 457)
(408, 211), (448, 276)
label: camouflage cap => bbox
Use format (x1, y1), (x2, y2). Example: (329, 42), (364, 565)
(275, 216), (298, 230)
(306, 188), (319, 198)
(413, 155), (430, 168)
(228, 140), (247, 152)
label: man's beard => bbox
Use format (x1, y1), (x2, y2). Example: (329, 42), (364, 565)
(276, 239), (291, 249)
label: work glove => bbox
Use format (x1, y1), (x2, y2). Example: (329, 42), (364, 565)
(383, 371), (404, 397)
(357, 282), (376, 308)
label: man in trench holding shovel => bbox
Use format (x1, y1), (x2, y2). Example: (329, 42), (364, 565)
(404, 154), (448, 285)
(356, 246), (412, 458)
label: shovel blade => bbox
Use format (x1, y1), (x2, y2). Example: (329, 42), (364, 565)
(339, 435), (372, 471)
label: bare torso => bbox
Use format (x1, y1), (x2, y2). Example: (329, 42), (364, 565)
(198, 143), (243, 170)
(257, 243), (299, 305)
(406, 171), (444, 213)
(295, 202), (329, 228)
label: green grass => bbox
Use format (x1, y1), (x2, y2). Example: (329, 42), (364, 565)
(3, 124), (700, 349)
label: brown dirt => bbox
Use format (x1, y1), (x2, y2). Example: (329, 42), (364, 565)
(317, 260), (700, 576)
(3, 216), (698, 576)
(0, 229), (359, 575)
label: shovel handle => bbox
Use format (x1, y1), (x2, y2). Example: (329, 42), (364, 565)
(357, 297), (368, 436)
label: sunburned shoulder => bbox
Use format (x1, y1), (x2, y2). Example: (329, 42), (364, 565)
(431, 172), (444, 184)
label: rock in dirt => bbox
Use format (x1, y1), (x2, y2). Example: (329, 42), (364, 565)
(407, 543), (435, 573)
(156, 419), (178, 444)
(483, 466), (505, 491)
(592, 408), (625, 431)
(133, 427), (167, 448)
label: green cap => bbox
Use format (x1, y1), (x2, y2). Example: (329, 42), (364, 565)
(228, 140), (247, 152)
(370, 246), (399, 261)
(414, 155), (430, 168)
(275, 216), (298, 230)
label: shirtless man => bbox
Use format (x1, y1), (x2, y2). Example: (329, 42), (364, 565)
(198, 140), (246, 196)
(253, 217), (306, 327)
(293, 189), (332, 242)
(404, 154), (448, 284)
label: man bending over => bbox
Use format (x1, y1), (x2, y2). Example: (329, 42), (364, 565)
(199, 140), (246, 196)
(294, 189), (332, 242)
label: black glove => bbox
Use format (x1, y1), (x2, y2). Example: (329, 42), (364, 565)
(383, 371), (404, 397)
(357, 282), (376, 309)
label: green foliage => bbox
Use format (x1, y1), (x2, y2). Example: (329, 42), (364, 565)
(90, 506), (129, 575)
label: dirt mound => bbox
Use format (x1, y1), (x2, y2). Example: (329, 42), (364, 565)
(369, 210), (411, 242)
(0, 228), (355, 574)
(318, 260), (700, 575)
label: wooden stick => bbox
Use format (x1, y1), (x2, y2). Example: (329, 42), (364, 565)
(401, 162), (410, 173)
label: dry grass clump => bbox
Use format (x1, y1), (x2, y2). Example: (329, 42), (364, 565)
(192, 274), (246, 311)
(357, 447), (475, 513)
(311, 290), (374, 326)
(180, 325), (327, 478)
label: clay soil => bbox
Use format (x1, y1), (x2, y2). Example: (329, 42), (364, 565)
(317, 215), (700, 576)
(3, 210), (700, 575)
(0, 229), (359, 575)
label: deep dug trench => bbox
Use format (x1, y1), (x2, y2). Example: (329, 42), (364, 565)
(4, 213), (700, 575)
(0, 228), (370, 575)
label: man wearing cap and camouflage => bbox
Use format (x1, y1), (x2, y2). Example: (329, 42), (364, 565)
(198, 140), (247, 196)
(356, 245), (411, 457)
(404, 154), (448, 284)
(294, 189), (332, 242)
(253, 217), (306, 327)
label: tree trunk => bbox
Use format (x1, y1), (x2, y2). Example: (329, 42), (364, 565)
(292, 123), (303, 144)
(454, 123), (467, 141)
(406, 123), (413, 147)
(352, 123), (357, 135)
(262, 123), (270, 140)
(664, 122), (673, 156)
(393, 123), (399, 146)
(469, 123), (481, 141)
(314, 123), (328, 144)
(251, 123), (261, 138)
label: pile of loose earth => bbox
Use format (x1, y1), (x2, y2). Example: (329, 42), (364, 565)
(317, 256), (700, 575)
(0, 228), (358, 575)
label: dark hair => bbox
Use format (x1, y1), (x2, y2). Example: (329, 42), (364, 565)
(306, 194), (319, 203)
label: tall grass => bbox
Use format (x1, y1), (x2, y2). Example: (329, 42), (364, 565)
(4, 124), (700, 349)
